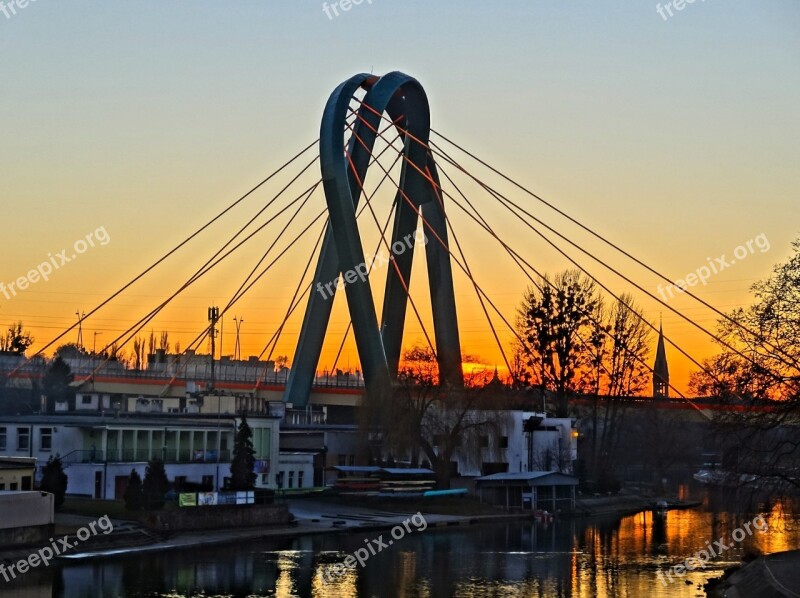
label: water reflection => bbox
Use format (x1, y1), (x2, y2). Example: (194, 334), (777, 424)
(4, 489), (797, 598)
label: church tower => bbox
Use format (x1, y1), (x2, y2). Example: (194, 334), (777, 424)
(653, 323), (669, 398)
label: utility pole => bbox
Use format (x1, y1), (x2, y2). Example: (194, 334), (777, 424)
(208, 306), (219, 391)
(233, 316), (244, 361)
(75, 310), (85, 349)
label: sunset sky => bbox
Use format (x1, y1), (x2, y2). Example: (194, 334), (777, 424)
(1, 1), (798, 395)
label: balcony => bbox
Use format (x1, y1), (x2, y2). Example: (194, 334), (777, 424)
(59, 448), (232, 465)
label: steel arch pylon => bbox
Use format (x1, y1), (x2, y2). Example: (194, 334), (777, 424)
(283, 72), (463, 408)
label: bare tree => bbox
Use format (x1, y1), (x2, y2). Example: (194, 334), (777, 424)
(367, 345), (508, 488)
(690, 238), (800, 491)
(516, 270), (599, 417)
(147, 331), (157, 357)
(132, 337), (145, 370)
(158, 331), (170, 353)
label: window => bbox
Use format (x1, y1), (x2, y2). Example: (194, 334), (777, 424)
(499, 436), (509, 449)
(40, 428), (52, 451)
(298, 471), (304, 488)
(348, 455), (355, 466)
(0, 483), (4, 491)
(17, 427), (30, 451)
(81, 395), (92, 405)
(10, 482), (18, 491)
(0, 427), (6, 451)
(202, 475), (214, 489)
(338, 454), (347, 467)
(288, 471), (295, 488)
(261, 474), (269, 485)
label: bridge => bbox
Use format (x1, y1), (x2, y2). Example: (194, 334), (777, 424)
(3, 71), (795, 418)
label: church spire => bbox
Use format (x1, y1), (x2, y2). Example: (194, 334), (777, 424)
(653, 321), (669, 398)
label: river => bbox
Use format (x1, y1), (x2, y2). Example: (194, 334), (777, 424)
(5, 487), (799, 597)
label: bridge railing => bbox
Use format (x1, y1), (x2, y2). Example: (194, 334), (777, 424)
(2, 364), (366, 389)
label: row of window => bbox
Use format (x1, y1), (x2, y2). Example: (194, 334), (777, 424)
(0, 427), (52, 452)
(274, 470), (304, 488)
(0, 477), (33, 491)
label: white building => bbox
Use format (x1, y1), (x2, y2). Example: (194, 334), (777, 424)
(448, 411), (577, 478)
(0, 412), (282, 498)
(276, 452), (316, 490)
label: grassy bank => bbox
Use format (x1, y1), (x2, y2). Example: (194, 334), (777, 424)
(60, 497), (140, 521)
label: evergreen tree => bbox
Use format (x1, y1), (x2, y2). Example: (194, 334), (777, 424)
(142, 458), (170, 509)
(123, 469), (144, 511)
(40, 454), (68, 508)
(42, 357), (75, 412)
(230, 415), (256, 490)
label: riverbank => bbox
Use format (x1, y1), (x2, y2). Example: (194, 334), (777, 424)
(0, 491), (676, 564)
(0, 496), (533, 564)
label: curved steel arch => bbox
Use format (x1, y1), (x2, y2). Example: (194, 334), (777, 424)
(284, 72), (463, 407)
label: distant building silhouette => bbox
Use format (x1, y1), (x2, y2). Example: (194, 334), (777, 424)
(653, 323), (669, 398)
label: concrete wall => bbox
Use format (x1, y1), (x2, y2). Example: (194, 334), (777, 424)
(0, 491), (54, 547)
(142, 503), (290, 532)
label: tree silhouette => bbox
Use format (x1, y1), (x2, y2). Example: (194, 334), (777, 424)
(40, 455), (68, 508)
(124, 469), (144, 511)
(517, 269), (599, 417)
(142, 458), (170, 509)
(42, 357), (75, 412)
(230, 415), (256, 490)
(0, 322), (34, 355)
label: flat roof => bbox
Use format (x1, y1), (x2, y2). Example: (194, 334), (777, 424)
(0, 414), (252, 428)
(381, 468), (435, 476)
(476, 471), (579, 486)
(0, 457), (37, 469)
(333, 466), (381, 473)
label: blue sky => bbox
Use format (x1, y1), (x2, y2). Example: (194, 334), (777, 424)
(1, 1), (798, 387)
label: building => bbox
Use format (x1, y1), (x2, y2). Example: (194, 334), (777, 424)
(451, 411), (578, 478)
(0, 456), (36, 491)
(0, 411), (281, 498)
(475, 471), (578, 512)
(653, 324), (670, 397)
(276, 452), (315, 490)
